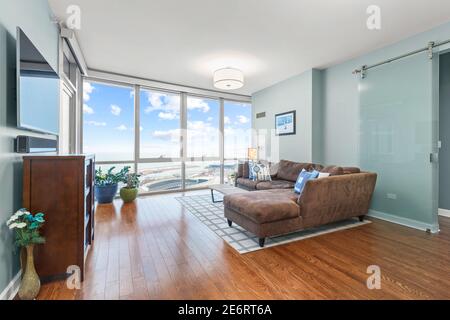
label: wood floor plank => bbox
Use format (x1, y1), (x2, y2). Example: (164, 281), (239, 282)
(37, 190), (450, 300)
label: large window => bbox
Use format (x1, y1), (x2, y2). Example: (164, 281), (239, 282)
(140, 89), (181, 159)
(187, 96), (220, 158)
(224, 101), (252, 160)
(83, 78), (251, 194)
(83, 81), (134, 162)
(185, 161), (221, 188)
(138, 162), (182, 192)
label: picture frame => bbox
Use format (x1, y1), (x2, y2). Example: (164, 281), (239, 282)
(275, 110), (296, 136)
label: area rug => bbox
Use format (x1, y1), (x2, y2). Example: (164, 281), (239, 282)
(175, 194), (371, 254)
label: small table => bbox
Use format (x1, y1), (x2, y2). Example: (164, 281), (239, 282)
(209, 184), (249, 203)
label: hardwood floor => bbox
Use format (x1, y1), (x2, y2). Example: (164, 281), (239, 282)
(37, 190), (450, 300)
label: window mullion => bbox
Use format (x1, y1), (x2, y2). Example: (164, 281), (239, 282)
(219, 98), (225, 184)
(134, 84), (140, 174)
(181, 92), (187, 190)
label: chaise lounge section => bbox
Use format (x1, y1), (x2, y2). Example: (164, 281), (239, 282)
(226, 160), (377, 247)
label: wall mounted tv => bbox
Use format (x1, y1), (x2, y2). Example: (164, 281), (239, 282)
(17, 27), (59, 135)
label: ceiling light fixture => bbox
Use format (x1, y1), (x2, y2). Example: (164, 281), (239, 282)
(213, 67), (244, 90)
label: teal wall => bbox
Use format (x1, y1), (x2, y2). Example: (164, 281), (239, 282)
(253, 21), (450, 230)
(252, 69), (323, 163)
(0, 0), (58, 296)
(321, 22), (450, 230)
(322, 22), (450, 166)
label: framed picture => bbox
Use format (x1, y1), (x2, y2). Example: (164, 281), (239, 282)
(275, 110), (296, 136)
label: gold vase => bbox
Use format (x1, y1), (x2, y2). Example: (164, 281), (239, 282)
(18, 245), (41, 300)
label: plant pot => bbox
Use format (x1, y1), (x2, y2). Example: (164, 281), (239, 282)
(95, 184), (118, 204)
(120, 187), (138, 203)
(18, 245), (40, 300)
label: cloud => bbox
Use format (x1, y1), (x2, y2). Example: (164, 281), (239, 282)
(144, 92), (180, 121)
(187, 121), (219, 138)
(187, 97), (210, 113)
(207, 117), (213, 122)
(83, 82), (95, 102)
(111, 104), (121, 116)
(152, 129), (180, 142)
(158, 112), (178, 120)
(116, 124), (127, 131)
(83, 104), (94, 115)
(86, 121), (106, 127)
(187, 120), (208, 131)
(224, 116), (230, 124)
(237, 115), (250, 124)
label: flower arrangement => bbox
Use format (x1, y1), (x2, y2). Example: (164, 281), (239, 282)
(6, 209), (45, 247)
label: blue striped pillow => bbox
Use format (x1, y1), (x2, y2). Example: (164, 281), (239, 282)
(294, 169), (319, 194)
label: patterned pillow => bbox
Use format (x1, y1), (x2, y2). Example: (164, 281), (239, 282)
(256, 165), (272, 181)
(294, 169), (319, 194)
(248, 161), (257, 180)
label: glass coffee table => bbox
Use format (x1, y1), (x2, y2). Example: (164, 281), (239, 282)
(209, 184), (249, 203)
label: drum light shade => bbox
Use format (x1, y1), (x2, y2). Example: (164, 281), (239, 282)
(248, 148), (258, 161)
(213, 68), (244, 90)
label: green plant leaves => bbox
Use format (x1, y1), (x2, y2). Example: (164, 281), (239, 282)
(95, 166), (134, 186)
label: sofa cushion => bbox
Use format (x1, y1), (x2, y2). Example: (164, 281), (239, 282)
(321, 166), (344, 176)
(236, 178), (258, 190)
(237, 161), (249, 178)
(276, 160), (322, 182)
(256, 179), (295, 190)
(342, 167), (361, 174)
(224, 189), (300, 224)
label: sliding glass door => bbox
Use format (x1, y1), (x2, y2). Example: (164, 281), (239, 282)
(359, 51), (439, 231)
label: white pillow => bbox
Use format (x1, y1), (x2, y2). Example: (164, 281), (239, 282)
(318, 172), (331, 179)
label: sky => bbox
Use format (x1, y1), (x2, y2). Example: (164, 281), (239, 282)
(83, 81), (251, 162)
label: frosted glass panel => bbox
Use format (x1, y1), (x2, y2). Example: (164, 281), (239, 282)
(359, 52), (438, 227)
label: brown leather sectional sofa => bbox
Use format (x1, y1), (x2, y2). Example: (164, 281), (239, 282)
(224, 160), (377, 247)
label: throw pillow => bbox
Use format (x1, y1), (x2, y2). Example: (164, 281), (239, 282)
(248, 161), (256, 180)
(294, 169), (319, 194)
(257, 165), (272, 181)
(318, 172), (330, 179)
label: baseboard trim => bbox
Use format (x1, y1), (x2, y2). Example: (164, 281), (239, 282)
(0, 271), (21, 300)
(438, 208), (450, 218)
(368, 210), (439, 233)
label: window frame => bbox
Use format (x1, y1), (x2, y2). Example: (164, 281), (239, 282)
(82, 73), (251, 195)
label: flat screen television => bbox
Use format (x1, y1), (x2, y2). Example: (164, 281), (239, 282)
(17, 27), (59, 135)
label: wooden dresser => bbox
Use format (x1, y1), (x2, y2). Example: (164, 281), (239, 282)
(23, 155), (95, 282)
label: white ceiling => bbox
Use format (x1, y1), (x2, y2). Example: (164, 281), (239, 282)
(48, 0), (450, 95)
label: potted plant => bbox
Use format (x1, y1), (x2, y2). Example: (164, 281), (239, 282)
(120, 172), (141, 203)
(95, 166), (129, 204)
(6, 209), (45, 300)
(228, 172), (236, 185)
